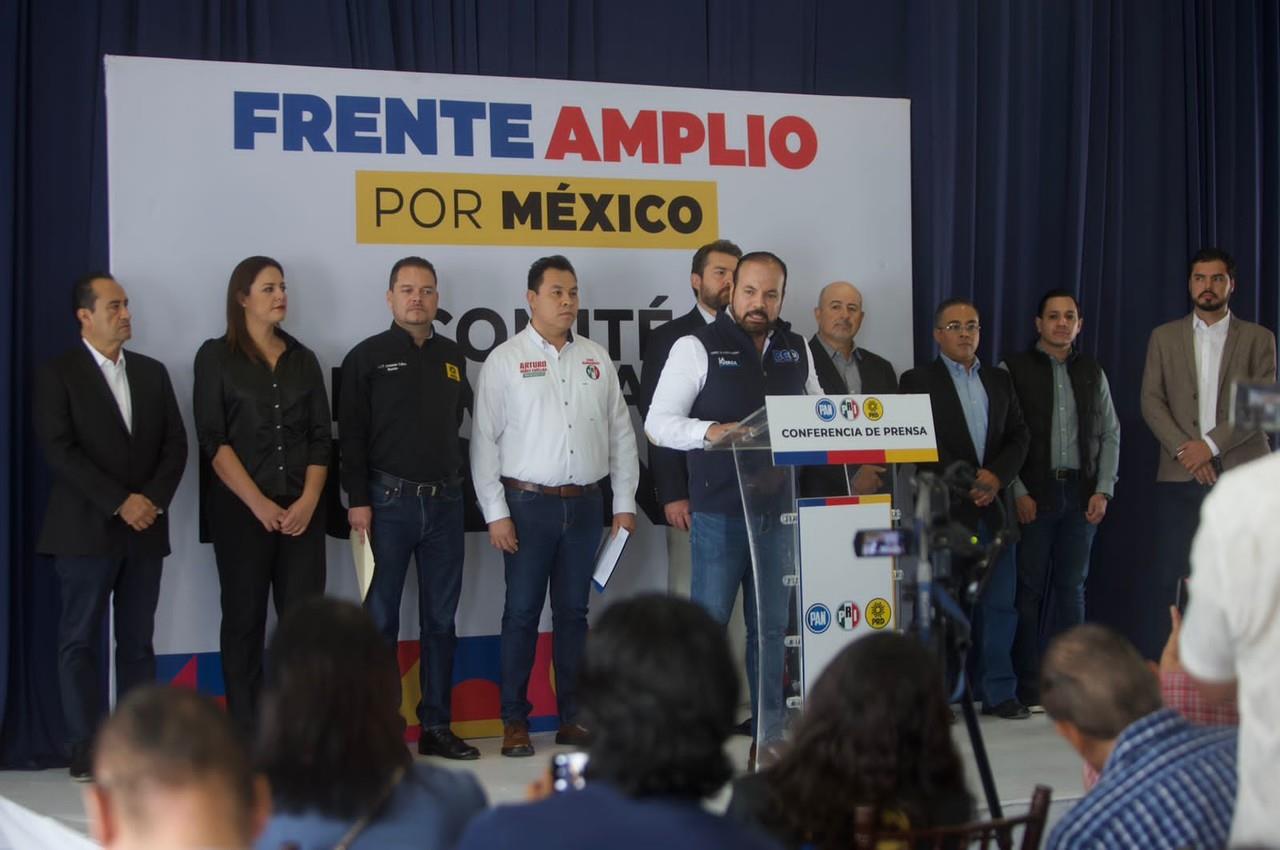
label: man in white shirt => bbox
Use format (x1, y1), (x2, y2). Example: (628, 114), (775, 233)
(645, 251), (821, 749)
(1139, 247), (1275, 658)
(34, 274), (187, 781)
(471, 255), (639, 758)
(1181, 451), (1280, 845)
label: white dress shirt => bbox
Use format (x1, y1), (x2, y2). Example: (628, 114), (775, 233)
(83, 337), (132, 434)
(645, 320), (823, 451)
(471, 324), (639, 523)
(1192, 311), (1230, 455)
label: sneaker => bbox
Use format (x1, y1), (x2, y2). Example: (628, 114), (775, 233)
(417, 726), (480, 760)
(501, 720), (534, 757)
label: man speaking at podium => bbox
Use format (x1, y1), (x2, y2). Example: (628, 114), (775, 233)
(645, 251), (821, 751)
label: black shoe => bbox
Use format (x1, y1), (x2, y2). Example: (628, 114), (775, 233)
(418, 727), (480, 760)
(68, 742), (92, 783)
(982, 699), (1031, 720)
(554, 723), (592, 747)
(732, 717), (754, 737)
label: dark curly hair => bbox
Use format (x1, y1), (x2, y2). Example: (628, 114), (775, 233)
(578, 593), (738, 800)
(759, 632), (972, 849)
(253, 597), (410, 819)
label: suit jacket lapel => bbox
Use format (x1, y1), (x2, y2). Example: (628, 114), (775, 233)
(978, 366), (1003, 464)
(1216, 317), (1241, 403)
(930, 358), (979, 464)
(76, 343), (131, 438)
(1181, 314), (1199, 394)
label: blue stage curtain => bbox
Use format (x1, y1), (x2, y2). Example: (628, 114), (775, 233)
(3, 0), (1277, 766)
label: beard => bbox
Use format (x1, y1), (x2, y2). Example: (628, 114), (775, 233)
(1197, 290), (1228, 311)
(735, 310), (775, 335)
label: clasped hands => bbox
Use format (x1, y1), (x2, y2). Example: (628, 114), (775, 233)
(117, 493), (160, 531)
(252, 493), (318, 535)
(1176, 439), (1218, 485)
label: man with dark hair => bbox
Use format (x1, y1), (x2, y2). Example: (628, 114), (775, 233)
(1042, 624), (1237, 850)
(82, 685), (269, 850)
(804, 280), (898, 496)
(339, 256), (478, 760)
(454, 594), (778, 850)
(472, 255), (638, 758)
(899, 297), (1030, 718)
(34, 273), (187, 780)
(1138, 246), (1276, 658)
(646, 251), (822, 751)
(1000, 290), (1120, 706)
(637, 239), (742, 533)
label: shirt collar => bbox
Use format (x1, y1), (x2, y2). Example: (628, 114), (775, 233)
(525, 322), (573, 352)
(82, 336), (125, 369)
(1033, 339), (1073, 363)
(1102, 708), (1183, 775)
(817, 334), (858, 362)
(941, 352), (980, 376)
(388, 320), (433, 347)
(696, 303), (717, 324)
(1192, 310), (1231, 333)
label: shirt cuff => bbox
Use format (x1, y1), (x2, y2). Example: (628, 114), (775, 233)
(611, 493), (637, 516)
(479, 495), (511, 524)
(1203, 434), (1221, 457)
(1010, 477), (1029, 499)
(1094, 477), (1116, 498)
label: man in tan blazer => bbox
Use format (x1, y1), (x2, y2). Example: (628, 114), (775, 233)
(1138, 246), (1276, 656)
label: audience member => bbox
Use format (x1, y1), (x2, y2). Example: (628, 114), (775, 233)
(1182, 450), (1280, 846)
(455, 593), (779, 850)
(83, 685), (268, 850)
(726, 632), (972, 849)
(254, 597), (486, 850)
(1042, 624), (1237, 850)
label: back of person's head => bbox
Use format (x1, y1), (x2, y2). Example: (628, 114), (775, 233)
(578, 593), (738, 799)
(762, 633), (971, 848)
(85, 684), (265, 850)
(255, 597), (410, 819)
(1041, 624), (1162, 741)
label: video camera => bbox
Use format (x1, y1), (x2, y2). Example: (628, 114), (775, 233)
(1231, 382), (1280, 432)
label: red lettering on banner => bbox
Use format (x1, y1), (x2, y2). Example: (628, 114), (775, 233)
(769, 115), (819, 170)
(545, 107), (601, 161)
(601, 108), (659, 163)
(746, 114), (767, 167)
(661, 111), (705, 164)
(707, 113), (746, 167)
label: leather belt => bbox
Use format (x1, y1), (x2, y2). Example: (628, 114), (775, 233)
(501, 476), (599, 498)
(1051, 468), (1080, 480)
(371, 469), (457, 497)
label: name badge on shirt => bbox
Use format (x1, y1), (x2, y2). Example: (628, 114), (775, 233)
(709, 349), (740, 368)
(445, 362), (461, 382)
(519, 360), (548, 378)
(376, 360), (408, 373)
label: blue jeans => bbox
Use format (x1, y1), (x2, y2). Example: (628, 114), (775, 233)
(968, 521), (1019, 708)
(1012, 479), (1098, 700)
(690, 511), (790, 740)
(500, 488), (603, 725)
(365, 478), (465, 729)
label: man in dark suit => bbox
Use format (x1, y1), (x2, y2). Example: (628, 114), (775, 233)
(34, 273), (187, 780)
(899, 297), (1030, 718)
(637, 239), (741, 531)
(805, 280), (899, 496)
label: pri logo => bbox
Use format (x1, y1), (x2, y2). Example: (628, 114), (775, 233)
(865, 597), (893, 630)
(863, 397), (885, 422)
(839, 398), (860, 421)
(815, 398), (837, 422)
(805, 603), (832, 634)
(585, 364), (600, 380)
(835, 601), (861, 630)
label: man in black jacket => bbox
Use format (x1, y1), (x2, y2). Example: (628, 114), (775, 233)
(899, 297), (1030, 718)
(637, 239), (741, 532)
(34, 273), (187, 779)
(805, 281), (899, 496)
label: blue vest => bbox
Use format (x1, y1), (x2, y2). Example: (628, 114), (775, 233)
(687, 311), (811, 514)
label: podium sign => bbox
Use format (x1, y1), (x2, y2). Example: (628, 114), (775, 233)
(764, 393), (938, 466)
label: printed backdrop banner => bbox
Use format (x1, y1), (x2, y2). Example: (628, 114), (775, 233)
(105, 56), (913, 731)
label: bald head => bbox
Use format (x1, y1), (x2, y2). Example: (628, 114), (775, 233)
(814, 281), (865, 352)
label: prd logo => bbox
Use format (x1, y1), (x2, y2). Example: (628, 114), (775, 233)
(866, 597), (892, 629)
(836, 601), (861, 630)
(815, 398), (837, 422)
(864, 397), (885, 421)
(839, 398), (860, 420)
(805, 603), (832, 634)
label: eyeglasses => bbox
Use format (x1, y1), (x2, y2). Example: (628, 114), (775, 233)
(938, 321), (981, 333)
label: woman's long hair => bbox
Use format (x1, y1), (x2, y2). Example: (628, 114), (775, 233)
(224, 255), (281, 363)
(254, 597), (410, 818)
(760, 632), (972, 849)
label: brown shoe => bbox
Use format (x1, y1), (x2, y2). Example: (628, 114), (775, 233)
(501, 720), (534, 757)
(554, 722), (592, 747)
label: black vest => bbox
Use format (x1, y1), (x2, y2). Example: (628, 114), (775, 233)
(687, 311), (811, 514)
(1003, 346), (1101, 511)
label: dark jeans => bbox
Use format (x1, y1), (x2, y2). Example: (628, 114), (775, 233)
(54, 551), (162, 748)
(1138, 480), (1210, 658)
(968, 521), (1019, 708)
(1012, 479), (1098, 701)
(210, 482), (326, 738)
(500, 487), (603, 725)
(365, 476), (464, 729)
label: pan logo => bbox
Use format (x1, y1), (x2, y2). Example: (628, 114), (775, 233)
(805, 603), (832, 634)
(815, 398), (837, 422)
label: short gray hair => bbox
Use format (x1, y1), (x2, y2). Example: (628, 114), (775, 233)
(1040, 624), (1162, 740)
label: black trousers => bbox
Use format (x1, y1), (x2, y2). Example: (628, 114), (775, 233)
(54, 551), (162, 749)
(209, 483), (326, 738)
(1140, 480), (1211, 659)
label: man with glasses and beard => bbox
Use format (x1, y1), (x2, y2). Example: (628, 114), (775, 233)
(1139, 247), (1275, 658)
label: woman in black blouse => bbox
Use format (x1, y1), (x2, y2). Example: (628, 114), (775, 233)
(193, 255), (330, 737)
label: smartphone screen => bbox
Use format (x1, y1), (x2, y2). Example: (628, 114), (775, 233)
(551, 752), (588, 792)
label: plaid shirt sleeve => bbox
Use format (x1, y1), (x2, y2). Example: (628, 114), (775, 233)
(1160, 669), (1239, 726)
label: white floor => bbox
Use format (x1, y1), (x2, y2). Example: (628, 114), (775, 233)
(0, 712), (1083, 842)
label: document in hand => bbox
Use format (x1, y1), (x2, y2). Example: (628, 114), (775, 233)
(592, 527), (631, 592)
